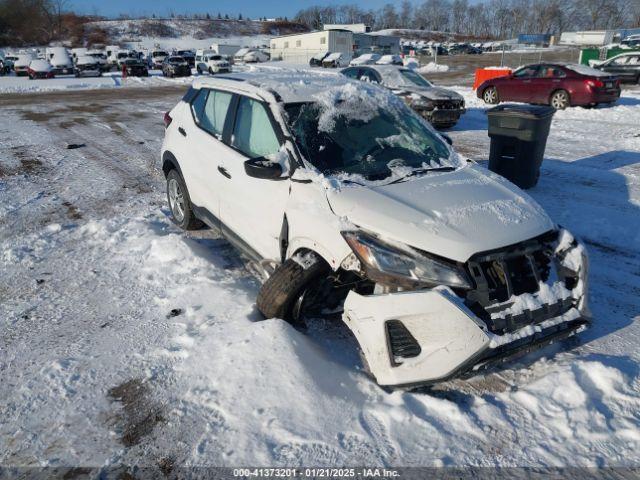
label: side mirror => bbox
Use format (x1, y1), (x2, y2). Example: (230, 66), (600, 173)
(439, 133), (453, 146)
(244, 156), (283, 180)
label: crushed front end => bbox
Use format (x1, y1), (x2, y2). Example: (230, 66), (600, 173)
(341, 229), (590, 387)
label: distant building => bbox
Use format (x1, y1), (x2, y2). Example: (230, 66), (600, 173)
(270, 30), (354, 63)
(353, 33), (400, 56)
(270, 29), (399, 64)
(559, 30), (615, 46)
(324, 23), (370, 33)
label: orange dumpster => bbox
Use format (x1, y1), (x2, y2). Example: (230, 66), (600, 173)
(474, 68), (512, 91)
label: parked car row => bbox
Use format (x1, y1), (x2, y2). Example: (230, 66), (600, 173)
(401, 41), (484, 57)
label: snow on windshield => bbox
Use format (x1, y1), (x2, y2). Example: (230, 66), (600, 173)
(313, 82), (382, 132)
(283, 81), (464, 184)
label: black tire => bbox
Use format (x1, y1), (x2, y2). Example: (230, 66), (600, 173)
(256, 255), (330, 322)
(197, 66), (202, 74)
(209, 67), (214, 75)
(166, 169), (203, 230)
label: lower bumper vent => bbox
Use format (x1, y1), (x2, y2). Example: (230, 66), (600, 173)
(386, 320), (421, 366)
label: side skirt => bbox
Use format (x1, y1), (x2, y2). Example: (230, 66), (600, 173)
(191, 204), (264, 264)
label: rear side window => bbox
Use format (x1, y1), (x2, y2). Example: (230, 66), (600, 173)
(611, 56), (630, 65)
(231, 97), (280, 158)
(201, 90), (233, 136)
(538, 66), (565, 78)
(190, 89), (208, 124)
(342, 67), (360, 79)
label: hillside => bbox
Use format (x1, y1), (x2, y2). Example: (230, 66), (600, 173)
(85, 18), (308, 49)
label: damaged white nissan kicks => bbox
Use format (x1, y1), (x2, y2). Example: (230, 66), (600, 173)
(161, 71), (590, 388)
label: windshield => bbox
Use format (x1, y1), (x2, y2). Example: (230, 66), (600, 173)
(284, 84), (454, 181)
(399, 69), (432, 87)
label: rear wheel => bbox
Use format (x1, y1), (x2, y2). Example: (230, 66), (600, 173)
(550, 89), (570, 109)
(483, 86), (499, 104)
(197, 66), (202, 74)
(166, 170), (203, 230)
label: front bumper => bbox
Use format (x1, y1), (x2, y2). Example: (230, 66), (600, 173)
(343, 288), (589, 387)
(415, 107), (466, 126)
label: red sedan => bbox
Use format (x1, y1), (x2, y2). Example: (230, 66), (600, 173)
(477, 63), (621, 109)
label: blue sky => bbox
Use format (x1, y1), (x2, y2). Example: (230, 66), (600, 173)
(69, 0), (403, 19)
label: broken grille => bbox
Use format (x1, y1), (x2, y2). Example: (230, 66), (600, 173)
(464, 232), (574, 335)
(434, 100), (463, 110)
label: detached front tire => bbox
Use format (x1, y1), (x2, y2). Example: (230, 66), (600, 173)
(166, 169), (202, 230)
(257, 254), (330, 323)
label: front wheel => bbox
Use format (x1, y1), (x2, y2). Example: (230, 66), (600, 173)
(256, 254), (331, 324)
(550, 89), (570, 109)
(483, 86), (499, 104)
(197, 66), (202, 74)
(166, 170), (202, 230)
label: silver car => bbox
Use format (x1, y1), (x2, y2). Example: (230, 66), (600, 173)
(341, 64), (466, 128)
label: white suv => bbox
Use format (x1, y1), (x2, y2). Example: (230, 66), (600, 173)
(196, 54), (231, 75)
(161, 72), (590, 387)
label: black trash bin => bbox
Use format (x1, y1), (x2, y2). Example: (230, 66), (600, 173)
(486, 104), (555, 189)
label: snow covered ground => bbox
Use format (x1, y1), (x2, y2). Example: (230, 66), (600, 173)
(1, 73), (639, 472)
(0, 70), (194, 94)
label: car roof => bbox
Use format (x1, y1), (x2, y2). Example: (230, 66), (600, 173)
(192, 70), (353, 104)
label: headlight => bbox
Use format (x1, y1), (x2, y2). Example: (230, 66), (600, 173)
(342, 230), (472, 289)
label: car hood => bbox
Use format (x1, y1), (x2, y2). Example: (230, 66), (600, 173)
(325, 164), (554, 262)
(392, 85), (464, 101)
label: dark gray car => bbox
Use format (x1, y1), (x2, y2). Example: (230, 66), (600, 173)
(341, 65), (466, 128)
(594, 53), (640, 84)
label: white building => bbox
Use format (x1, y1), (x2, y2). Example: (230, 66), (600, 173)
(559, 30), (615, 46)
(270, 30), (353, 64)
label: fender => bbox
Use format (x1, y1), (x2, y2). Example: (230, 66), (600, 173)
(285, 180), (353, 271)
(161, 150), (182, 178)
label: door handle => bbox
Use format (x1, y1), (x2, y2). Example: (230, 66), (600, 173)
(218, 166), (231, 179)
(178, 127), (187, 137)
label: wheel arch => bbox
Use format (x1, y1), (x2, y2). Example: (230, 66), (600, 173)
(286, 236), (350, 273)
(162, 150), (182, 178)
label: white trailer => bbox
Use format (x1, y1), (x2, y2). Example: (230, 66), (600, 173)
(210, 44), (241, 57)
(270, 30), (353, 64)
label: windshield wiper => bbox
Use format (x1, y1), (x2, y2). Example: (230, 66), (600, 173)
(386, 166), (455, 184)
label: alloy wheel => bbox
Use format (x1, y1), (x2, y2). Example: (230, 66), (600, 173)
(168, 178), (185, 223)
(551, 91), (569, 109)
(483, 87), (498, 104)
